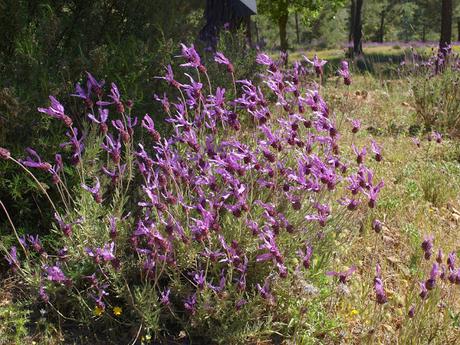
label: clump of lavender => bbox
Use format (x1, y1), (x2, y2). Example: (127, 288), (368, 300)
(1, 44), (385, 339)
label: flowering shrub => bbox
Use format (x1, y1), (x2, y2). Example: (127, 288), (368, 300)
(402, 46), (460, 136)
(1, 45), (385, 342)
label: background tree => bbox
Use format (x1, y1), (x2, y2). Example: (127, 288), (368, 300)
(349, 0), (363, 57)
(440, 0), (453, 52)
(258, 0), (345, 52)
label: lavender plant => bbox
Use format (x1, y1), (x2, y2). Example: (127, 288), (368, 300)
(402, 46), (460, 137)
(0, 45), (384, 343)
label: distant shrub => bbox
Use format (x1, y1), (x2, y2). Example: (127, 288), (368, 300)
(404, 47), (460, 136)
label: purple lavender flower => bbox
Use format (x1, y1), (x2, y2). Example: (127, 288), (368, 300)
(425, 263), (438, 290)
(54, 213), (73, 237)
(5, 246), (19, 270)
(184, 293), (197, 314)
(408, 305), (415, 318)
(352, 144), (367, 164)
(88, 108), (109, 134)
(436, 249), (444, 264)
(60, 128), (84, 165)
(256, 277), (274, 303)
(256, 53), (277, 72)
(0, 147), (11, 160)
(81, 177), (102, 203)
(71, 79), (92, 107)
(142, 114), (161, 142)
(19, 148), (52, 171)
(86, 72), (105, 97)
(300, 244), (313, 269)
(350, 119), (361, 133)
(160, 288), (171, 306)
(214, 52), (234, 73)
(371, 140), (383, 162)
(304, 54), (328, 76)
(326, 266), (356, 284)
(447, 251), (456, 270)
(101, 134), (121, 164)
(338, 60), (352, 85)
(97, 83), (124, 113)
(45, 265), (70, 285)
(374, 264), (387, 304)
(430, 131), (442, 143)
(37, 96), (73, 127)
(412, 137), (421, 148)
(421, 235), (434, 260)
(372, 219), (383, 233)
(179, 44), (206, 73)
(419, 281), (428, 299)
(156, 65), (181, 89)
(28, 234), (44, 254)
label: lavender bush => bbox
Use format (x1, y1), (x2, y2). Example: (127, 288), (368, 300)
(402, 46), (460, 136)
(1, 45), (385, 343)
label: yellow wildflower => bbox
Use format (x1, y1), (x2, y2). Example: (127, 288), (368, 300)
(113, 306), (122, 316)
(349, 309), (359, 317)
(93, 306), (104, 316)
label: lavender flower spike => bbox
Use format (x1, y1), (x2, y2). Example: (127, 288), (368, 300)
(214, 52), (234, 73)
(38, 96), (73, 127)
(82, 177), (102, 203)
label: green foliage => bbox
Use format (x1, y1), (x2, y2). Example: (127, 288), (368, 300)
(0, 302), (30, 344)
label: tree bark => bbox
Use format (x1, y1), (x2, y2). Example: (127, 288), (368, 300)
(440, 0), (452, 52)
(278, 12), (289, 52)
(295, 12), (300, 45)
(457, 19), (460, 41)
(378, 9), (385, 43)
(352, 0), (363, 57)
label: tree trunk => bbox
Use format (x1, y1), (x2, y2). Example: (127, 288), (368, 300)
(352, 0), (363, 57)
(440, 0), (452, 52)
(378, 9), (385, 43)
(245, 16), (253, 47)
(457, 19), (460, 41)
(295, 12), (300, 45)
(348, 0), (356, 56)
(278, 12), (288, 52)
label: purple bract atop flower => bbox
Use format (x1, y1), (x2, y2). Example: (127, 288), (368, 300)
(421, 235), (434, 260)
(372, 219), (383, 233)
(425, 263), (439, 290)
(184, 293), (197, 314)
(304, 54), (328, 76)
(412, 137), (421, 148)
(88, 108), (109, 134)
(371, 140), (382, 162)
(256, 53), (277, 72)
(19, 147), (52, 171)
(156, 65), (181, 89)
(352, 144), (367, 164)
(86, 72), (105, 97)
(374, 263), (387, 304)
(179, 44), (206, 73)
(214, 52), (234, 73)
(256, 277), (274, 303)
(350, 119), (361, 133)
(5, 246), (19, 270)
(419, 281), (428, 299)
(142, 114), (161, 142)
(300, 244), (313, 270)
(0, 147), (11, 160)
(430, 131), (442, 143)
(408, 305), (415, 318)
(326, 266), (356, 284)
(38, 96), (73, 127)
(338, 60), (351, 85)
(81, 177), (102, 203)
(97, 83), (124, 113)
(45, 265), (70, 285)
(160, 288), (171, 306)
(447, 251), (456, 270)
